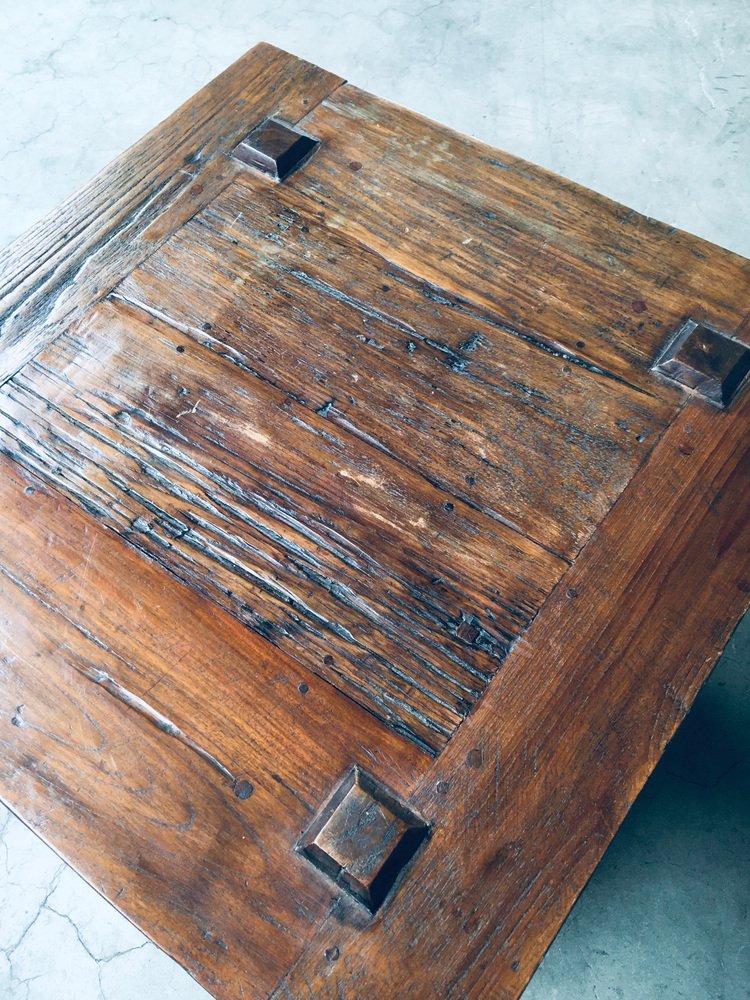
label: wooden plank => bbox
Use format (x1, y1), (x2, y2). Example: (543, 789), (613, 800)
(0, 43), (344, 385)
(274, 388), (750, 999)
(0, 296), (567, 752)
(0, 454), (428, 999)
(118, 176), (675, 558)
(287, 84), (750, 396)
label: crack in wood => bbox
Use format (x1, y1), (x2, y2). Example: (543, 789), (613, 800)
(0, 558), (248, 797)
(74, 663), (244, 793)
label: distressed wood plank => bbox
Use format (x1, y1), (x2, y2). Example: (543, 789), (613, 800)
(0, 296), (567, 752)
(0, 43), (344, 384)
(287, 85), (750, 395)
(275, 389), (750, 999)
(0, 454), (428, 999)
(119, 177), (675, 558)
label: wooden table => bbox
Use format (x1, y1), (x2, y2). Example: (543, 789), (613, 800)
(0, 43), (748, 999)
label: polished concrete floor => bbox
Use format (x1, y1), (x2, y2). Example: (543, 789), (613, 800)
(0, 2), (748, 997)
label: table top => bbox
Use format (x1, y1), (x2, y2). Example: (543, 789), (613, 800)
(0, 42), (748, 999)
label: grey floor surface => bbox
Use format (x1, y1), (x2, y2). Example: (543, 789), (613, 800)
(0, 2), (748, 998)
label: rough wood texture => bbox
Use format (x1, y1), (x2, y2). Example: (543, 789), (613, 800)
(0, 454), (428, 996)
(0, 42), (748, 1000)
(276, 391), (750, 999)
(0, 43), (343, 385)
(117, 178), (675, 559)
(0, 294), (567, 752)
(289, 85), (750, 396)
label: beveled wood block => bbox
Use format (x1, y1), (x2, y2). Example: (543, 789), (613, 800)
(231, 117), (320, 180)
(0, 42), (748, 1000)
(654, 318), (750, 405)
(299, 767), (429, 912)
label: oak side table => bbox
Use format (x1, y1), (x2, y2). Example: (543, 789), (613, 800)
(0, 43), (748, 999)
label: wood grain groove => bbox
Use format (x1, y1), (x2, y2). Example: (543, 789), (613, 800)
(379, 267), (659, 399)
(79, 664), (239, 787)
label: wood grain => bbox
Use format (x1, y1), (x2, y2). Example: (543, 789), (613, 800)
(275, 389), (750, 999)
(0, 295), (566, 752)
(289, 85), (750, 396)
(0, 43), (344, 385)
(0, 453), (428, 998)
(118, 176), (675, 558)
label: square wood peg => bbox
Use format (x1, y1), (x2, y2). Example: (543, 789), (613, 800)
(299, 767), (429, 912)
(231, 117), (319, 181)
(653, 318), (750, 406)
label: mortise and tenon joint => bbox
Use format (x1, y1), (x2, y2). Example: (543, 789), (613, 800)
(299, 767), (429, 913)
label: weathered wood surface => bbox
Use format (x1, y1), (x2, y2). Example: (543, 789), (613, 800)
(0, 43), (343, 386)
(289, 85), (750, 396)
(0, 294), (566, 752)
(0, 454), (428, 996)
(276, 391), (750, 999)
(118, 178), (675, 559)
(0, 41), (748, 1000)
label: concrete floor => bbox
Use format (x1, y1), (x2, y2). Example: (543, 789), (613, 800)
(0, 2), (748, 997)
